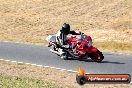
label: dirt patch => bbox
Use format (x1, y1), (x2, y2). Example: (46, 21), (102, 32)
(0, 60), (132, 88)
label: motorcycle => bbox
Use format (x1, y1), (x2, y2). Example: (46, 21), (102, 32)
(46, 33), (104, 62)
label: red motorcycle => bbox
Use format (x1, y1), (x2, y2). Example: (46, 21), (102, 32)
(46, 33), (104, 62)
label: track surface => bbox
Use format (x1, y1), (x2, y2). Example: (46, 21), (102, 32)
(0, 42), (132, 76)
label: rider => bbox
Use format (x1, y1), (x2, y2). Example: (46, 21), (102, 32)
(56, 23), (81, 48)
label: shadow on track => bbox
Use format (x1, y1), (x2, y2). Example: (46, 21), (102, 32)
(66, 58), (125, 64)
(80, 59), (125, 64)
(101, 61), (125, 64)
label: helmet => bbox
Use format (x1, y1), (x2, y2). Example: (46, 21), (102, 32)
(61, 23), (70, 35)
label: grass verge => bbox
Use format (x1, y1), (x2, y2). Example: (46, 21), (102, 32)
(0, 60), (132, 88)
(94, 41), (132, 54)
(0, 74), (61, 88)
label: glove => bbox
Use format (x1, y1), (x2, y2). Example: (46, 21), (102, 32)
(81, 32), (84, 35)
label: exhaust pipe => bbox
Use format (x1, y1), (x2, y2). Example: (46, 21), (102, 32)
(50, 49), (61, 56)
(50, 49), (80, 59)
(68, 52), (80, 59)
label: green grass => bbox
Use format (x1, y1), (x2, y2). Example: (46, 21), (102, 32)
(0, 74), (62, 88)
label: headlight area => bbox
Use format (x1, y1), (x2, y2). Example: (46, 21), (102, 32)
(87, 38), (92, 47)
(83, 39), (92, 48)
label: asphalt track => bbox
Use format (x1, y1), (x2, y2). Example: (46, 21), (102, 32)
(0, 42), (132, 76)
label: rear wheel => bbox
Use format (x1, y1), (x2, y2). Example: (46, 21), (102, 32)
(89, 50), (104, 62)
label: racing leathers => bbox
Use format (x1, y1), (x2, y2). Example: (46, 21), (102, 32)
(56, 29), (81, 49)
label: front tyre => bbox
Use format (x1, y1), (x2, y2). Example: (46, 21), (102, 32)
(89, 50), (104, 62)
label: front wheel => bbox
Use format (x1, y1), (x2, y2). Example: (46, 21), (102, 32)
(89, 50), (104, 62)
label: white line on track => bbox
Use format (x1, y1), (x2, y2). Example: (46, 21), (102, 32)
(0, 59), (132, 83)
(0, 59), (78, 73)
(31, 64), (37, 66)
(25, 63), (31, 65)
(36, 65), (43, 67)
(17, 62), (24, 64)
(11, 61), (17, 63)
(44, 66), (50, 68)
(0, 59), (4, 60)
(5, 60), (10, 62)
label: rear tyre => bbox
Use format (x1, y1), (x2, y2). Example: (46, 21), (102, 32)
(89, 50), (104, 62)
